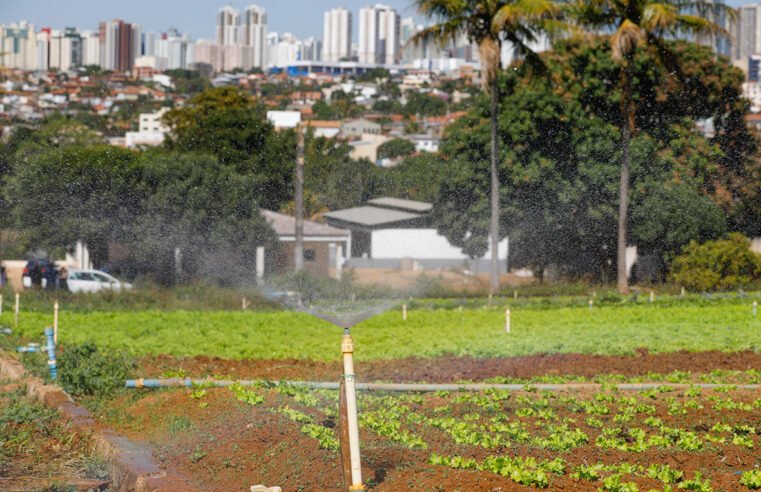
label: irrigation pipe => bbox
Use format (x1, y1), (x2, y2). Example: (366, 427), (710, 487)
(125, 379), (761, 392)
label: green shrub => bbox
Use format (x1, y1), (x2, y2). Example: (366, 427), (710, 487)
(670, 233), (761, 292)
(58, 343), (134, 397)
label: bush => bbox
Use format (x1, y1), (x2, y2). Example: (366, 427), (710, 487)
(670, 233), (761, 292)
(58, 343), (134, 397)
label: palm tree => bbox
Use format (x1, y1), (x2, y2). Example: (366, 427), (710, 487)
(411, 0), (560, 294)
(572, 0), (734, 294)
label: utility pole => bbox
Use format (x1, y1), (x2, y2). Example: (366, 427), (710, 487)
(294, 125), (305, 272)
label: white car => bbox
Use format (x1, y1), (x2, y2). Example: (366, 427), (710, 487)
(67, 269), (133, 293)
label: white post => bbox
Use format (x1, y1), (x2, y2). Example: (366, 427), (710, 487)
(513, 290), (517, 299)
(754, 301), (758, 317)
(505, 308), (511, 334)
(14, 293), (19, 328)
(488, 293), (493, 305)
(341, 331), (363, 490)
(402, 303), (407, 321)
(336, 245), (344, 281)
(588, 298), (593, 311)
(681, 287), (685, 297)
(650, 290), (655, 303)
(242, 297), (247, 310)
(53, 301), (59, 344)
(256, 246), (265, 285)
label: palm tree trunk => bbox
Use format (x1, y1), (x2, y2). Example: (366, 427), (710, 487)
(490, 76), (500, 294)
(617, 58), (635, 295)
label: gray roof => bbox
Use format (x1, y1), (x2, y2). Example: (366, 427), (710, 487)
(367, 197), (433, 213)
(323, 206), (422, 227)
(261, 210), (348, 237)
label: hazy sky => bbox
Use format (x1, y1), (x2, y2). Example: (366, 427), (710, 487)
(0, 0), (421, 41)
(0, 0), (750, 41)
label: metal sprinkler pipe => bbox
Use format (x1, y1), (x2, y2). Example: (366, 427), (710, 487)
(341, 328), (364, 491)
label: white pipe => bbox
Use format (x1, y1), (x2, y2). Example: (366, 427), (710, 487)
(505, 308), (510, 333)
(14, 293), (19, 327)
(341, 331), (363, 490)
(53, 301), (59, 344)
(402, 303), (407, 321)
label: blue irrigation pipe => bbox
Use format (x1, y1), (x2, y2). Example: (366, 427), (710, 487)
(44, 327), (57, 380)
(124, 379), (761, 392)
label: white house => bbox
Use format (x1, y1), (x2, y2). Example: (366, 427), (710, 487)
(124, 108), (170, 149)
(266, 110), (301, 129)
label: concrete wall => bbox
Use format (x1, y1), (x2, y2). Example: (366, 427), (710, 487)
(272, 240), (347, 277)
(371, 229), (508, 262)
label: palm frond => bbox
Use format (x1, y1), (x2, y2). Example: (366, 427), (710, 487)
(642, 3), (679, 32)
(674, 13), (730, 38)
(494, 0), (561, 31)
(407, 18), (466, 48)
(413, 0), (469, 18)
(610, 19), (643, 60)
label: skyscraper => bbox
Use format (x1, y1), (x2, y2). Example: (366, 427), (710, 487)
(323, 7), (352, 62)
(0, 21), (38, 70)
(99, 19), (139, 71)
(242, 4), (267, 68)
(81, 30), (100, 66)
(358, 4), (401, 65)
(733, 4), (761, 61)
(217, 6), (240, 46)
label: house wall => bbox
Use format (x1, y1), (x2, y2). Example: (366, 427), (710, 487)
(371, 228), (508, 261)
(272, 240), (347, 277)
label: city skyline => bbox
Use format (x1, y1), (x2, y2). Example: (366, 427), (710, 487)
(0, 0), (421, 42)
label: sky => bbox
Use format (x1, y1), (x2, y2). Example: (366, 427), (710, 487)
(0, 0), (422, 41)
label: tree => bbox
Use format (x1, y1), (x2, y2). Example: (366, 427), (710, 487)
(6, 145), (145, 266)
(403, 91), (448, 117)
(572, 0), (735, 293)
(413, 0), (560, 293)
(434, 38), (754, 281)
(163, 86), (295, 209)
(378, 138), (416, 160)
(131, 152), (276, 285)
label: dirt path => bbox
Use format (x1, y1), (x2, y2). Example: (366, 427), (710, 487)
(138, 349), (761, 383)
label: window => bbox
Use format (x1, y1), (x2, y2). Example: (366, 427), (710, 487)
(304, 249), (316, 262)
(92, 272), (111, 283)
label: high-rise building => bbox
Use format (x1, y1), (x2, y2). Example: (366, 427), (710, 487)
(217, 6), (240, 46)
(302, 36), (322, 62)
(242, 4), (267, 68)
(99, 19), (139, 71)
(194, 39), (223, 73)
(43, 27), (83, 71)
(358, 4), (401, 65)
(0, 21), (38, 70)
(81, 30), (100, 66)
(733, 4), (761, 61)
(323, 7), (352, 62)
(142, 31), (157, 56)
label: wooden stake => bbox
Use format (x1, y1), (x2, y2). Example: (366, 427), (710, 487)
(513, 290), (518, 299)
(53, 301), (59, 345)
(649, 291), (655, 303)
(753, 301), (758, 317)
(681, 287), (685, 297)
(14, 293), (19, 328)
(505, 308), (511, 334)
(588, 298), (593, 311)
(402, 303), (407, 321)
(0, 294), (3, 317)
(488, 293), (493, 305)
(338, 379), (352, 492)
(242, 297), (250, 310)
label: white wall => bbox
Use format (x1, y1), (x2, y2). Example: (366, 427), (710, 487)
(371, 228), (508, 261)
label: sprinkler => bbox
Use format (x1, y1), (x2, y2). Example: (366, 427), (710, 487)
(341, 327), (364, 491)
(45, 327), (57, 380)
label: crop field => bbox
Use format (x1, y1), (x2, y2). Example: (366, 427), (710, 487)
(6, 296), (761, 361)
(6, 293), (761, 491)
(103, 380), (761, 491)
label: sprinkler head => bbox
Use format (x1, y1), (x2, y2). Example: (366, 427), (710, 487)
(344, 327), (350, 335)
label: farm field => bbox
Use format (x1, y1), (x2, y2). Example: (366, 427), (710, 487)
(6, 293), (761, 491)
(6, 296), (761, 362)
(104, 381), (761, 491)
